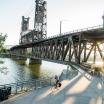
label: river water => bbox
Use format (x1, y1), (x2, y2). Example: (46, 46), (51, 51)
(0, 58), (67, 85)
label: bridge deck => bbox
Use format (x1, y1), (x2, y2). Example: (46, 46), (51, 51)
(11, 25), (104, 50)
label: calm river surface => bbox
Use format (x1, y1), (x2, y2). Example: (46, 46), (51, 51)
(0, 58), (67, 85)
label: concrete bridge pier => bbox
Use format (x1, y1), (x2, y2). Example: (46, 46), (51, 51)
(29, 58), (41, 64)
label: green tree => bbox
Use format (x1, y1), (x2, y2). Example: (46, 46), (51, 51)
(0, 33), (7, 52)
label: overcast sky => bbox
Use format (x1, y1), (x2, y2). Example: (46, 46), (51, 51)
(0, 0), (104, 45)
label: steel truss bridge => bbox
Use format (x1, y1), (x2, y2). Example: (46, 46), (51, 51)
(10, 25), (104, 72)
(9, 0), (104, 73)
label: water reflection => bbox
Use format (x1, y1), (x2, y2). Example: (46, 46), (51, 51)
(0, 57), (104, 85)
(0, 58), (66, 85)
(27, 64), (41, 78)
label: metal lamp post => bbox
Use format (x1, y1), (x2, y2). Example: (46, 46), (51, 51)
(102, 14), (104, 28)
(60, 20), (69, 35)
(60, 20), (62, 35)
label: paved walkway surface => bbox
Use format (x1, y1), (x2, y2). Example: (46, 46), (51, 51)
(1, 72), (104, 104)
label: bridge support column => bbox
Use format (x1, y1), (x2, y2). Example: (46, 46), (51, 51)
(29, 58), (41, 64)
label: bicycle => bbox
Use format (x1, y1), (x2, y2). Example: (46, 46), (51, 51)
(50, 81), (62, 92)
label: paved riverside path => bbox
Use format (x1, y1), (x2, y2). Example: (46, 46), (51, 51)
(1, 72), (104, 104)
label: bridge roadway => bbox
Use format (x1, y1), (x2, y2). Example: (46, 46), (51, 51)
(11, 25), (104, 49)
(10, 25), (104, 71)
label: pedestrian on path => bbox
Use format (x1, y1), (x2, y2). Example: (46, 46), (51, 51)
(54, 75), (60, 88)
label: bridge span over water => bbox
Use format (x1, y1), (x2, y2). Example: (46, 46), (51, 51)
(10, 25), (104, 73)
(9, 0), (104, 73)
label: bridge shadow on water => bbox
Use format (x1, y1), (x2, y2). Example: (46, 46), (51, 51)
(27, 64), (41, 78)
(33, 73), (103, 104)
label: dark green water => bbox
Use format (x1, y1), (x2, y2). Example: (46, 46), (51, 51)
(0, 58), (66, 85)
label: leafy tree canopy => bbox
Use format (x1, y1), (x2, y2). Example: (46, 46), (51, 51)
(0, 33), (7, 50)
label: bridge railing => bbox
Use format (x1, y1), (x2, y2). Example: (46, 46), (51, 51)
(48, 25), (103, 39)
(0, 78), (53, 99)
(65, 25), (103, 34)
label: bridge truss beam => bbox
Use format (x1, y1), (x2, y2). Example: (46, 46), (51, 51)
(10, 27), (104, 70)
(10, 26), (104, 74)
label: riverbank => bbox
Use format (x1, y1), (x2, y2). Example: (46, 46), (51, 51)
(1, 72), (103, 104)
